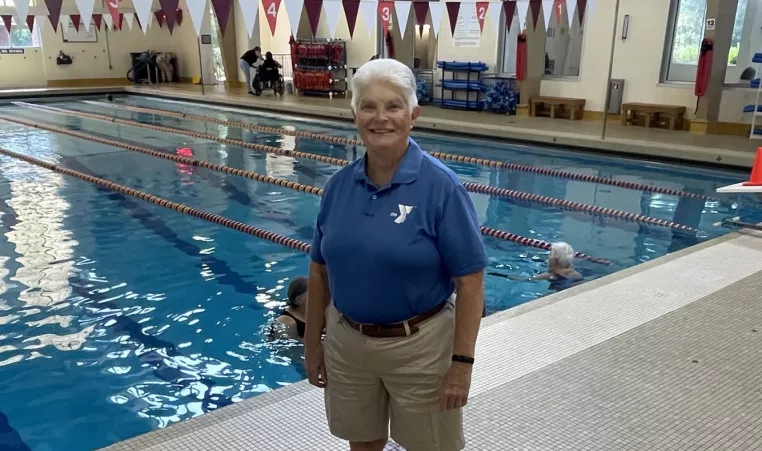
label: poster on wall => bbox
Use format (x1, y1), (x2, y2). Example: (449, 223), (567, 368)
(452, 6), (480, 48)
(62, 22), (98, 42)
(0, 49), (24, 54)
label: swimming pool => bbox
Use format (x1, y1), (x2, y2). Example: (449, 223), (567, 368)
(0, 95), (759, 451)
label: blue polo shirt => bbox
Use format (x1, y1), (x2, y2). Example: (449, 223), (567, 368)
(310, 138), (487, 324)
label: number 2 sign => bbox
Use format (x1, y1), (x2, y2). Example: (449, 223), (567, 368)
(476, 2), (488, 33)
(379, 1), (394, 32)
(263, 0), (282, 36)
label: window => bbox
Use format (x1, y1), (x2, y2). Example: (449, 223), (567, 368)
(0, 17), (41, 48)
(543, 0), (585, 77)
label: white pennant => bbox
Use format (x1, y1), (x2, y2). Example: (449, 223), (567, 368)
(60, 15), (70, 31)
(124, 12), (135, 30)
(428, 1), (442, 38)
(516, 0), (529, 30)
(132, 0), (153, 34)
(542, 0), (554, 29)
(323, 0), (342, 39)
(359, 0), (376, 39)
(13, 0), (30, 28)
(237, 0), (259, 39)
(394, 1), (410, 38)
(74, 0), (95, 31)
(186, 0), (208, 37)
(284, 0), (304, 36)
(488, 1), (502, 34)
(103, 13), (113, 30)
(586, 0), (596, 23)
(565, 0), (577, 25)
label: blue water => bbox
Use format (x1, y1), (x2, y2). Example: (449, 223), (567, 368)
(0, 95), (759, 451)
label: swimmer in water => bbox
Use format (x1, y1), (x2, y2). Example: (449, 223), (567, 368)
(489, 242), (584, 292)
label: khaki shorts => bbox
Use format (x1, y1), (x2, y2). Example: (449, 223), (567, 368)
(323, 300), (464, 451)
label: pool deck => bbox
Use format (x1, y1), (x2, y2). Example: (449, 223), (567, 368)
(99, 227), (762, 451)
(0, 84), (758, 169)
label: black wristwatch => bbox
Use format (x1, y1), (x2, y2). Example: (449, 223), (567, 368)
(452, 354), (475, 365)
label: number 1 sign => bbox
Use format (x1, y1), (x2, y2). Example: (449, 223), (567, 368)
(263, 0), (282, 36)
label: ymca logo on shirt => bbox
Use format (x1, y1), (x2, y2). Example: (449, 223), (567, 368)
(391, 205), (414, 224)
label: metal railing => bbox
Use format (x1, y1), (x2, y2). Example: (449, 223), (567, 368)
(271, 53), (293, 79)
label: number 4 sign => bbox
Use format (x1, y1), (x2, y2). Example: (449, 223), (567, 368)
(475, 2), (488, 33)
(263, 0), (282, 36)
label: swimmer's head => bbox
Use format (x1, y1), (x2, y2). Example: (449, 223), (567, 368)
(287, 276), (308, 308)
(106, 94), (114, 102)
(548, 242), (574, 269)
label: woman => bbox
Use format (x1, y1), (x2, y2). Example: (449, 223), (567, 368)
(273, 276), (307, 340)
(239, 46), (263, 94)
(305, 58), (486, 451)
(491, 242), (584, 291)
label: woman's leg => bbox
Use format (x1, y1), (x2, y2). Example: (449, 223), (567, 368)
(239, 59), (251, 92)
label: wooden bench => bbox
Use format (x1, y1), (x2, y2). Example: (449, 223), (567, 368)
(621, 103), (686, 130)
(530, 96), (586, 120)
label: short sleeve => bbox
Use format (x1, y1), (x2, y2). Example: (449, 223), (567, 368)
(436, 185), (487, 277)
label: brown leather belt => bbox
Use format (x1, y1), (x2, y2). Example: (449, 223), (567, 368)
(342, 302), (447, 338)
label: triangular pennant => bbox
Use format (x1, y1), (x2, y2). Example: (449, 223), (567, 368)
(124, 12), (135, 30)
(475, 2), (488, 33)
(445, 2), (459, 37)
(70, 14), (81, 31)
(323, 0), (341, 38)
(342, 0), (360, 38)
(378, 1), (393, 33)
(262, 0), (282, 36)
(516, 0), (529, 30)
(284, 0), (304, 35)
(428, 1), (442, 38)
(304, 0), (322, 36)
(93, 13), (102, 30)
(414, 1), (428, 37)
(186, 0), (206, 36)
(74, 0), (94, 31)
(13, 0), (30, 27)
(44, 0), (63, 31)
(26, 15), (35, 33)
(103, 12), (114, 30)
(211, 0), (232, 33)
(60, 14), (70, 32)
(542, 0), (553, 29)
(503, 0), (517, 32)
(1, 16), (12, 34)
(529, 0), (541, 29)
(488, 1), (501, 34)
(358, 0), (376, 38)
(159, 0), (180, 33)
(106, 0), (119, 29)
(237, 0), (258, 39)
(132, 0), (153, 34)
(565, 0), (576, 24)
(154, 11), (165, 28)
(394, 2), (410, 38)
(578, 0), (588, 24)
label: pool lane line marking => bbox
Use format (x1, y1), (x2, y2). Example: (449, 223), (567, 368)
(79, 100), (712, 202)
(0, 143), (611, 265)
(4, 107), (698, 235)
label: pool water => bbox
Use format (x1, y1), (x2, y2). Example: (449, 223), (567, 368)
(0, 95), (759, 451)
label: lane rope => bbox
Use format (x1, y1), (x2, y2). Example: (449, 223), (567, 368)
(80, 100), (711, 201)
(0, 147), (312, 253)
(0, 116), (613, 264)
(7, 104), (698, 234)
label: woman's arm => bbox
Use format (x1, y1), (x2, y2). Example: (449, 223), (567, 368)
(305, 260), (330, 345)
(452, 270), (484, 359)
(275, 61), (283, 69)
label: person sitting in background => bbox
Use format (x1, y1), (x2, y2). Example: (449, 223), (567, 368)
(239, 47), (263, 94)
(490, 242), (584, 292)
(273, 276), (307, 340)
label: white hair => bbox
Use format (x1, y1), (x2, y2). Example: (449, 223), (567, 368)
(549, 242), (574, 268)
(350, 58), (418, 112)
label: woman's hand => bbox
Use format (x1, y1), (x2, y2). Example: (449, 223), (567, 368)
(438, 361), (472, 411)
(305, 340), (327, 388)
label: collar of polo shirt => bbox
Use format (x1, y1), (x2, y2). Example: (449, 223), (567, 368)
(352, 138), (424, 188)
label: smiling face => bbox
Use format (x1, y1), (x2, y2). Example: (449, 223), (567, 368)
(354, 81), (420, 154)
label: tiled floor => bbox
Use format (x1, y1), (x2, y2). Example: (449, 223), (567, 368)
(100, 230), (762, 451)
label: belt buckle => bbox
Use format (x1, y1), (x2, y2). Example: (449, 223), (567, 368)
(359, 324), (381, 335)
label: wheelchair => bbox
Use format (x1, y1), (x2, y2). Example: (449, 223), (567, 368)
(253, 65), (285, 96)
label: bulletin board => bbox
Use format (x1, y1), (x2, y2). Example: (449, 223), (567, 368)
(62, 22), (98, 43)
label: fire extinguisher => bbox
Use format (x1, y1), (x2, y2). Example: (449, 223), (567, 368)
(694, 38), (713, 113)
(516, 33), (528, 81)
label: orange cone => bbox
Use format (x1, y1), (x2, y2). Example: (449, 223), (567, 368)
(743, 148), (762, 186)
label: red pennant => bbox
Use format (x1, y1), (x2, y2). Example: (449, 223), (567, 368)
(446, 2), (460, 37)
(1, 15), (12, 34)
(554, 0), (563, 24)
(530, 0), (541, 29)
(177, 9), (183, 26)
(577, 0), (587, 24)
(26, 15), (35, 33)
(503, 0), (517, 32)
(342, 0), (360, 38)
(262, 0), (281, 36)
(378, 1), (393, 33)
(413, 1), (428, 26)
(159, 0), (180, 32)
(44, 0), (63, 31)
(475, 2), (488, 33)
(93, 14), (102, 30)
(211, 0), (232, 34)
(155, 11), (165, 28)
(118, 13), (124, 30)
(106, 0), (120, 30)
(70, 14), (81, 31)
(305, 0), (322, 37)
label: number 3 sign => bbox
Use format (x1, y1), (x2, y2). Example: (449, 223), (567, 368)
(378, 1), (394, 32)
(263, 0), (282, 36)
